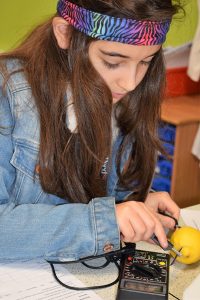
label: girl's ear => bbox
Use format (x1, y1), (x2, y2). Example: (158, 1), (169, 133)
(52, 17), (71, 49)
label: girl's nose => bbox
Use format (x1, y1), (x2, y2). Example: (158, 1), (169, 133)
(118, 66), (137, 93)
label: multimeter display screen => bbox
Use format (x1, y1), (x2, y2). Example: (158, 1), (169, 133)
(124, 281), (163, 293)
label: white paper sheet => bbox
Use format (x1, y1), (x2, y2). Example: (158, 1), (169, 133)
(183, 274), (200, 300)
(181, 209), (200, 230)
(0, 259), (103, 300)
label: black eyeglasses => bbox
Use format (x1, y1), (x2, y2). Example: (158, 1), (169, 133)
(46, 243), (136, 290)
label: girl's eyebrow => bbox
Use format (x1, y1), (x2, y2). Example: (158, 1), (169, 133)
(100, 50), (129, 58)
(100, 49), (160, 59)
(145, 51), (159, 58)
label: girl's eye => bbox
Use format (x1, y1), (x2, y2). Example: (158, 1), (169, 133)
(140, 60), (152, 66)
(103, 60), (120, 69)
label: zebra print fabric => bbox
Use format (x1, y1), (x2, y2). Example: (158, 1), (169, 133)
(57, 0), (171, 46)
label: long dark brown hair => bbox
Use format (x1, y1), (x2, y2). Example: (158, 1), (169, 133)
(0, 0), (182, 203)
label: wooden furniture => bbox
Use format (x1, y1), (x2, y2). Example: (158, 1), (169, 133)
(161, 94), (200, 208)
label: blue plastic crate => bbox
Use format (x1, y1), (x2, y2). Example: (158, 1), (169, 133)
(162, 142), (175, 156)
(151, 176), (171, 193)
(155, 159), (173, 178)
(158, 124), (176, 144)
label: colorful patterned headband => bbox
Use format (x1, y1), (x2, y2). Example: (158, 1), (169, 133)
(57, 0), (171, 46)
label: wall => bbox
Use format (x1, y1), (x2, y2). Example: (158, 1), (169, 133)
(0, 0), (198, 51)
(165, 0), (198, 47)
(0, 0), (57, 51)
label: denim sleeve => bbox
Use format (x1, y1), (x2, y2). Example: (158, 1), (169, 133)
(0, 199), (120, 261)
(0, 77), (120, 261)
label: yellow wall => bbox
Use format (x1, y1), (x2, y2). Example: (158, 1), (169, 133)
(0, 0), (57, 51)
(165, 0), (198, 47)
(0, 0), (198, 51)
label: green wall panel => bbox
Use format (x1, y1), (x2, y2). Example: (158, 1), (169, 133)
(0, 0), (198, 51)
(165, 0), (198, 47)
(0, 0), (57, 51)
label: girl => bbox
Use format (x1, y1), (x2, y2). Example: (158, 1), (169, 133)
(0, 0), (181, 261)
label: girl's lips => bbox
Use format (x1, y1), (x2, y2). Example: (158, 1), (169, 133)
(112, 92), (126, 99)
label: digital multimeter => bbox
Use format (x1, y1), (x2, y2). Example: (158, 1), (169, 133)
(117, 249), (170, 300)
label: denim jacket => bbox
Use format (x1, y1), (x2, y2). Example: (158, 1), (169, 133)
(0, 59), (132, 262)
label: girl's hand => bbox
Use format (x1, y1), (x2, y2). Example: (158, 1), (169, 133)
(144, 191), (180, 229)
(115, 201), (168, 249)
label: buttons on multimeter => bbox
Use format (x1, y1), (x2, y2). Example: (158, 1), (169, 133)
(117, 250), (170, 300)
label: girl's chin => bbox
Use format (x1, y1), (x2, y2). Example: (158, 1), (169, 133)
(112, 98), (120, 104)
(112, 94), (125, 103)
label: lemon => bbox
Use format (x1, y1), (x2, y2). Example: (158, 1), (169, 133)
(170, 226), (200, 264)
